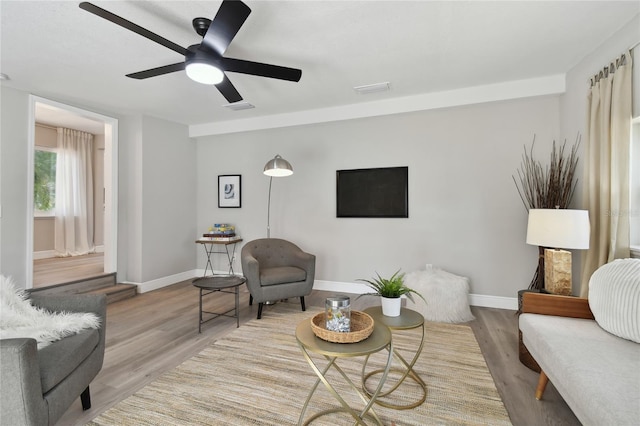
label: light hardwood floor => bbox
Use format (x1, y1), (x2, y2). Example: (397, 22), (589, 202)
(56, 281), (580, 426)
(33, 253), (104, 288)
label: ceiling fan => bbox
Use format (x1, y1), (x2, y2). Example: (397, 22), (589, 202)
(79, 1), (302, 103)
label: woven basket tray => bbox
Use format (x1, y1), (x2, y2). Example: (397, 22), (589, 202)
(310, 310), (374, 343)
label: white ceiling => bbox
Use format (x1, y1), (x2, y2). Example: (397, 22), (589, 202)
(2, 1), (639, 130)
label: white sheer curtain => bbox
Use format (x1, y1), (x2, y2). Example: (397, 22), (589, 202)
(580, 50), (633, 296)
(54, 128), (95, 257)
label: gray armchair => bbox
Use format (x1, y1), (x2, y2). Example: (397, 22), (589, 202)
(0, 293), (106, 425)
(241, 238), (316, 319)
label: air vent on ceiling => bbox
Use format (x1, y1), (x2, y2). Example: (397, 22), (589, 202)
(222, 101), (255, 111)
(353, 82), (390, 94)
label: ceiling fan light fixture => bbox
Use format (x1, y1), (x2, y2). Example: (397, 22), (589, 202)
(186, 62), (224, 85)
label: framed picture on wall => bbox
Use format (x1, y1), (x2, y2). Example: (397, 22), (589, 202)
(218, 175), (241, 208)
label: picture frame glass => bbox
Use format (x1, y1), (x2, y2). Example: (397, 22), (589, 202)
(218, 175), (241, 208)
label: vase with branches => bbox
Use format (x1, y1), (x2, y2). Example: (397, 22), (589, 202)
(513, 135), (580, 290)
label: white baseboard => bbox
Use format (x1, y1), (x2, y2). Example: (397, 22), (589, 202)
(33, 245), (105, 260)
(125, 274), (518, 310)
(33, 250), (56, 260)
(313, 279), (518, 310)
(125, 270), (200, 294)
(313, 280), (371, 294)
(468, 294), (518, 310)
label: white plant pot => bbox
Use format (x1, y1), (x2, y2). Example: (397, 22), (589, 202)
(381, 296), (401, 317)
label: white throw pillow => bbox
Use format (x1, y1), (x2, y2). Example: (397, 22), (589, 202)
(588, 259), (640, 343)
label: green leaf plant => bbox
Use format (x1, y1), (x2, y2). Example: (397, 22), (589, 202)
(356, 269), (426, 303)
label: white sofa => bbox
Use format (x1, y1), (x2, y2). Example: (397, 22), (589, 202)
(519, 259), (640, 426)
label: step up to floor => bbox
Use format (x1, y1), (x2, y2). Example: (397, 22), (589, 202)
(30, 273), (116, 295)
(86, 283), (137, 304)
(29, 273), (137, 304)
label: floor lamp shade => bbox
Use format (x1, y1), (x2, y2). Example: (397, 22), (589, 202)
(264, 155), (293, 238)
(526, 209), (590, 295)
(264, 155), (293, 177)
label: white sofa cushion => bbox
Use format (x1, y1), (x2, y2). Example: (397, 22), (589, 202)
(588, 258), (640, 343)
(520, 313), (640, 425)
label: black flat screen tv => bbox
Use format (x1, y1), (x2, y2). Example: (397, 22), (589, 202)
(336, 166), (408, 218)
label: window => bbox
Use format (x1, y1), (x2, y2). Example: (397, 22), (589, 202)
(34, 148), (57, 216)
(631, 119), (640, 258)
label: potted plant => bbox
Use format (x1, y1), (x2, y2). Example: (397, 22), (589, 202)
(356, 270), (425, 317)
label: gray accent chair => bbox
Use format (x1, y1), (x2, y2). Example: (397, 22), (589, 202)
(0, 293), (107, 425)
(241, 238), (316, 319)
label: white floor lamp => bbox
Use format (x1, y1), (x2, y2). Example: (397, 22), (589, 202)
(264, 154), (293, 238)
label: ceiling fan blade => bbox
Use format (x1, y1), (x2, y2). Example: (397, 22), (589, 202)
(221, 57), (302, 82)
(79, 2), (189, 57)
(201, 0), (251, 55)
(216, 76), (243, 103)
(126, 62), (186, 80)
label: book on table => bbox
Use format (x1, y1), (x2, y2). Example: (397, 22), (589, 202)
(200, 236), (241, 242)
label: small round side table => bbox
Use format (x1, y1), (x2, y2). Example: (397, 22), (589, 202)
(362, 306), (427, 410)
(192, 275), (246, 332)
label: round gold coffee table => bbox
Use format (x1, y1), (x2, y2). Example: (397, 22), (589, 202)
(362, 306), (427, 410)
(296, 318), (393, 425)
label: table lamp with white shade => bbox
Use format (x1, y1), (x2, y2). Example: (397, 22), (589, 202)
(526, 208), (590, 295)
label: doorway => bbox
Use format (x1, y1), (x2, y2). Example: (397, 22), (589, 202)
(26, 96), (118, 289)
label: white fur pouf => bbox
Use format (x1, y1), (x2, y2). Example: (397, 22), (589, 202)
(403, 266), (475, 323)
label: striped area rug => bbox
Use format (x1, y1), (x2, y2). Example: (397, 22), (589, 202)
(89, 305), (511, 425)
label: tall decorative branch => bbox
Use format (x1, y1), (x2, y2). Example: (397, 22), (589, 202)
(513, 135), (580, 290)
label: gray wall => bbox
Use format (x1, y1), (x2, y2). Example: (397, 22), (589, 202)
(117, 114), (198, 285)
(1, 88), (197, 289)
(561, 15), (640, 140)
(196, 95), (561, 298)
(140, 115), (197, 283)
(0, 87), (29, 285)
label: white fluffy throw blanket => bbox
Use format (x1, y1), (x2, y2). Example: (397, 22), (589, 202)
(404, 265), (475, 323)
(0, 275), (100, 348)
